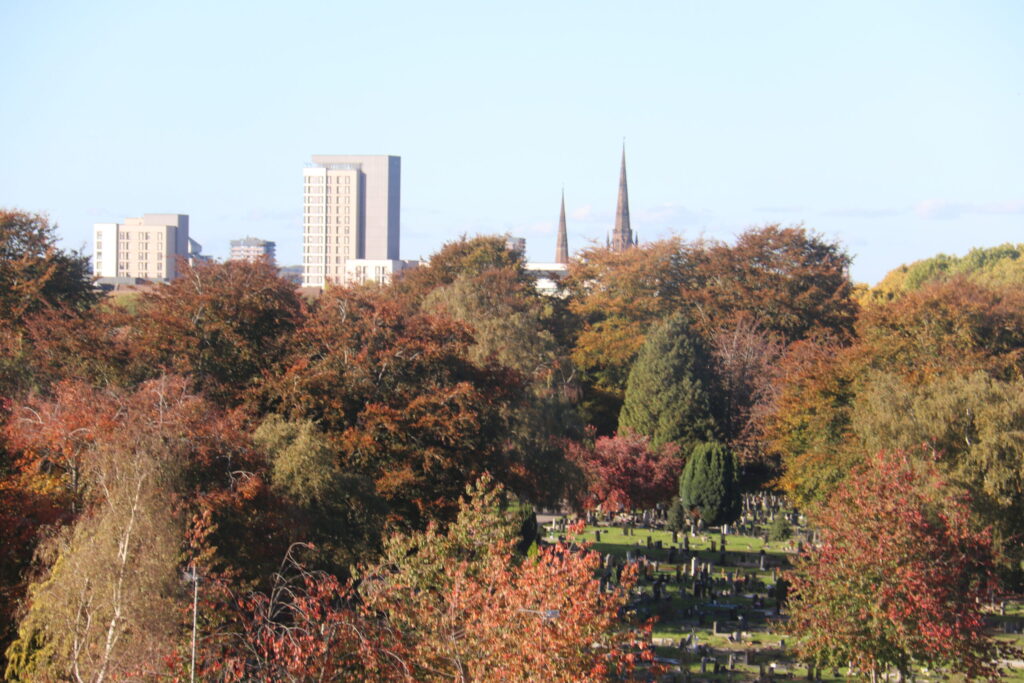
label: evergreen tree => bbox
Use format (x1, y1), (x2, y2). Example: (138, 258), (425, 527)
(618, 313), (719, 449)
(666, 497), (687, 532)
(678, 440), (740, 526)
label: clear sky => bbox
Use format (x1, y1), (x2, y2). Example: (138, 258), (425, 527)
(2, 1), (1021, 285)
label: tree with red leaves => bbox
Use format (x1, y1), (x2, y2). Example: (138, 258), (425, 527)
(210, 477), (657, 682)
(566, 430), (683, 511)
(787, 449), (1011, 680)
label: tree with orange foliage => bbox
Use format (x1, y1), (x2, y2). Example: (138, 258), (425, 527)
(210, 477), (656, 682)
(564, 239), (698, 396)
(693, 225), (856, 344)
(0, 210), (97, 326)
(856, 278), (1024, 383)
(261, 285), (529, 527)
(788, 450), (1010, 679)
(131, 258), (303, 405)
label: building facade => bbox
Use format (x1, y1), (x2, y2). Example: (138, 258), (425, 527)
(93, 213), (200, 282)
(302, 154), (401, 287)
(230, 237), (276, 264)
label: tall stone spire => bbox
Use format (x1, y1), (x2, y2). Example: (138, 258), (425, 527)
(611, 144), (633, 252)
(555, 189), (569, 264)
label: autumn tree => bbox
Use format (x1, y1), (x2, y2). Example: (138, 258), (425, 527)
(787, 450), (1007, 679)
(618, 313), (720, 450)
(856, 278), (1024, 383)
(564, 239), (699, 397)
(260, 285), (528, 526)
(765, 279), (1024, 508)
(422, 264), (584, 505)
(678, 440), (740, 526)
(209, 477), (656, 682)
(4, 379), (195, 680)
(758, 336), (861, 507)
(692, 224), (857, 343)
(565, 431), (683, 511)
(708, 316), (784, 478)
(0, 210), (98, 326)
(130, 258), (303, 405)
(391, 234), (533, 309)
(851, 371), (1024, 576)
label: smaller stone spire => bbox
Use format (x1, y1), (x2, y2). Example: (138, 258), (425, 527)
(555, 189), (569, 264)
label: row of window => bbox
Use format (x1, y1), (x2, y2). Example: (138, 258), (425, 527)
(304, 176), (352, 185)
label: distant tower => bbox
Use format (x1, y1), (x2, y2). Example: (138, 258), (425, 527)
(555, 189), (569, 264)
(610, 145), (633, 252)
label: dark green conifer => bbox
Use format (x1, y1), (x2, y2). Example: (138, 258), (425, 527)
(678, 440), (740, 526)
(618, 314), (718, 450)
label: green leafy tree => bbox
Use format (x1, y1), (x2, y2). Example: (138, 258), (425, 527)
(618, 314), (720, 450)
(252, 415), (385, 572)
(678, 440), (740, 526)
(851, 370), (1024, 576)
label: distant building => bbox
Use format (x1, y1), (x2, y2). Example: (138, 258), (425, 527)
(303, 154), (401, 287)
(525, 261), (569, 296)
(506, 236), (526, 255)
(93, 213), (201, 282)
(344, 258), (417, 286)
(230, 237), (276, 264)
(277, 265), (303, 285)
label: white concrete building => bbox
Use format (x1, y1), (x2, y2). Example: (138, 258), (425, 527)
(93, 214), (201, 282)
(343, 258), (418, 286)
(302, 155), (401, 287)
(230, 237), (276, 264)
(525, 262), (569, 296)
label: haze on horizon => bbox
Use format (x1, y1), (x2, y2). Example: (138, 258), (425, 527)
(1, 0), (1021, 285)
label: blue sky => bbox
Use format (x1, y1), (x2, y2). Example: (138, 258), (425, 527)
(2, 1), (1021, 284)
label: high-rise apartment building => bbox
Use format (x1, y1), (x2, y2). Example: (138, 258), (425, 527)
(230, 237), (276, 264)
(302, 154), (401, 287)
(93, 213), (200, 282)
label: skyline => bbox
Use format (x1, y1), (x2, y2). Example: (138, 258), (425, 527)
(2, 1), (1022, 285)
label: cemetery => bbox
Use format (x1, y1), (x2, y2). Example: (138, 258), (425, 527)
(543, 493), (1024, 681)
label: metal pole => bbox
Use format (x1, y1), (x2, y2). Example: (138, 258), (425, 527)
(190, 567), (198, 683)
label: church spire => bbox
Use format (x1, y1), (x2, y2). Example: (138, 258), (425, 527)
(611, 143), (633, 252)
(555, 189), (569, 264)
